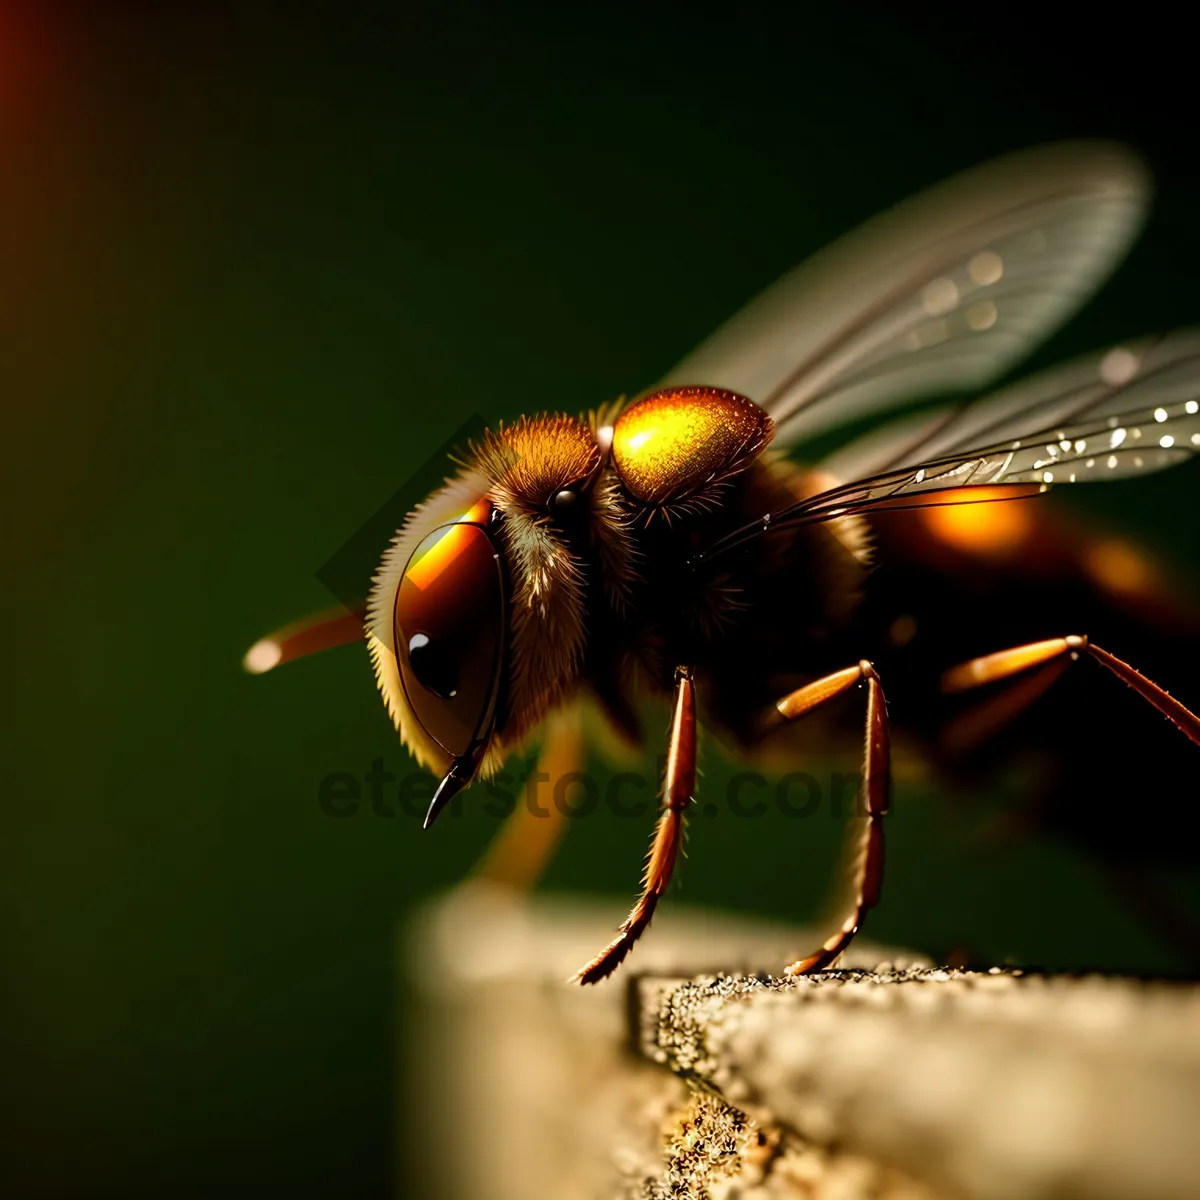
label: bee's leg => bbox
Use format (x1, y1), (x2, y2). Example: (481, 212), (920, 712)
(940, 657), (1072, 754)
(943, 636), (1200, 746)
(775, 661), (892, 975)
(471, 705), (585, 892)
(570, 667), (696, 985)
(242, 605), (366, 674)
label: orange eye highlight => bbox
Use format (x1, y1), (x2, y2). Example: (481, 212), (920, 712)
(395, 522), (504, 759)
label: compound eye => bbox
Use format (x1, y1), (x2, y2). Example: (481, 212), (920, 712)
(394, 522), (504, 758)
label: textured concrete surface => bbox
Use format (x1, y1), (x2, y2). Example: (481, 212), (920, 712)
(637, 967), (1200, 1199)
(405, 886), (1200, 1199)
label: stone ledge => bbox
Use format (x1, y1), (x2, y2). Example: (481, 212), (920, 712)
(405, 886), (1200, 1199)
(635, 967), (1200, 1199)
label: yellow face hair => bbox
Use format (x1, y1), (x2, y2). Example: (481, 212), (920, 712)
(367, 414), (606, 780)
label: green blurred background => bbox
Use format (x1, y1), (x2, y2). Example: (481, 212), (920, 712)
(4, 3), (1199, 1196)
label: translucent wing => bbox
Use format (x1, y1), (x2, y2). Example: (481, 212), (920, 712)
(698, 338), (1200, 563)
(816, 405), (958, 492)
(818, 331), (1200, 482)
(656, 141), (1149, 449)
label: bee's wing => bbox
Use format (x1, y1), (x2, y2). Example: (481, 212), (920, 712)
(700, 333), (1200, 562)
(815, 405), (958, 492)
(817, 331), (1200, 483)
(655, 142), (1149, 450)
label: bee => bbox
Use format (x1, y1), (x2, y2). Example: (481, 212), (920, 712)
(246, 142), (1200, 982)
